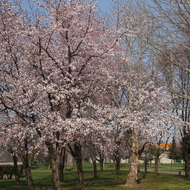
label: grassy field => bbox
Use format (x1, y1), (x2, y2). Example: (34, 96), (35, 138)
(0, 163), (189, 190)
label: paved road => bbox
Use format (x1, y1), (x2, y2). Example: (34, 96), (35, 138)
(146, 167), (185, 176)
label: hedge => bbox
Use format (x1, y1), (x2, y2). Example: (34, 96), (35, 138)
(0, 164), (23, 179)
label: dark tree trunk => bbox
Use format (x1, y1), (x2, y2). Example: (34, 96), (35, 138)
(96, 149), (104, 173)
(99, 158), (104, 173)
(24, 166), (34, 190)
(115, 156), (121, 175)
(12, 154), (20, 185)
(21, 158), (34, 190)
(68, 142), (84, 188)
(19, 139), (34, 190)
(74, 143), (84, 188)
(137, 165), (141, 179)
(89, 147), (98, 178)
(76, 158), (84, 188)
(59, 148), (65, 182)
(154, 152), (159, 176)
(143, 151), (148, 172)
(184, 157), (190, 179)
(144, 159), (148, 173)
(182, 135), (190, 179)
(92, 158), (98, 178)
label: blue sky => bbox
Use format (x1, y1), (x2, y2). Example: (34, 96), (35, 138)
(98, 0), (113, 13)
(20, 0), (114, 14)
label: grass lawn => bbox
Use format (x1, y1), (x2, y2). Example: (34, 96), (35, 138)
(0, 163), (189, 190)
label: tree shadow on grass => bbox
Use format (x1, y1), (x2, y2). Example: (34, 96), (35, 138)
(0, 180), (27, 190)
(62, 170), (126, 190)
(85, 171), (126, 189)
(33, 173), (53, 190)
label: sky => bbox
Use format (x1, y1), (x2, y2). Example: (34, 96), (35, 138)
(20, 0), (114, 14)
(98, 0), (113, 13)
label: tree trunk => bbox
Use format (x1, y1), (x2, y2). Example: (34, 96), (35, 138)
(182, 135), (190, 179)
(51, 158), (61, 190)
(99, 159), (104, 172)
(76, 157), (84, 188)
(68, 142), (84, 188)
(184, 157), (190, 179)
(154, 152), (159, 176)
(74, 143), (84, 188)
(137, 165), (141, 179)
(92, 159), (98, 178)
(144, 152), (148, 172)
(12, 154), (20, 185)
(59, 148), (65, 182)
(115, 156), (121, 175)
(125, 132), (139, 187)
(66, 151), (74, 168)
(24, 166), (34, 190)
(96, 150), (104, 173)
(19, 139), (34, 190)
(97, 155), (104, 173)
(144, 159), (148, 173)
(48, 143), (63, 190)
(89, 148), (98, 178)
(183, 144), (190, 179)
(21, 156), (34, 190)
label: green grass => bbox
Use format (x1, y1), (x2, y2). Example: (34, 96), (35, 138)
(159, 163), (184, 168)
(0, 163), (189, 190)
(30, 164), (50, 170)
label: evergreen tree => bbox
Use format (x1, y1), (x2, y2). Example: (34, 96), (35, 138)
(168, 137), (183, 161)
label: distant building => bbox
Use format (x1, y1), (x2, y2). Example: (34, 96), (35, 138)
(159, 143), (173, 149)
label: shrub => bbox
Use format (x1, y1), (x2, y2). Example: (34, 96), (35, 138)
(0, 164), (24, 179)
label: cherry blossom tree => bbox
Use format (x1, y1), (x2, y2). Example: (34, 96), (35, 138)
(0, 1), (39, 189)
(66, 120), (108, 187)
(86, 128), (111, 175)
(1, 1), (182, 189)
(103, 1), (182, 186)
(106, 124), (129, 175)
(0, 0), (126, 189)
(105, 73), (181, 187)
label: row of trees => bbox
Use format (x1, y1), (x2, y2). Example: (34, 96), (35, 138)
(144, 0), (190, 179)
(0, 0), (188, 189)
